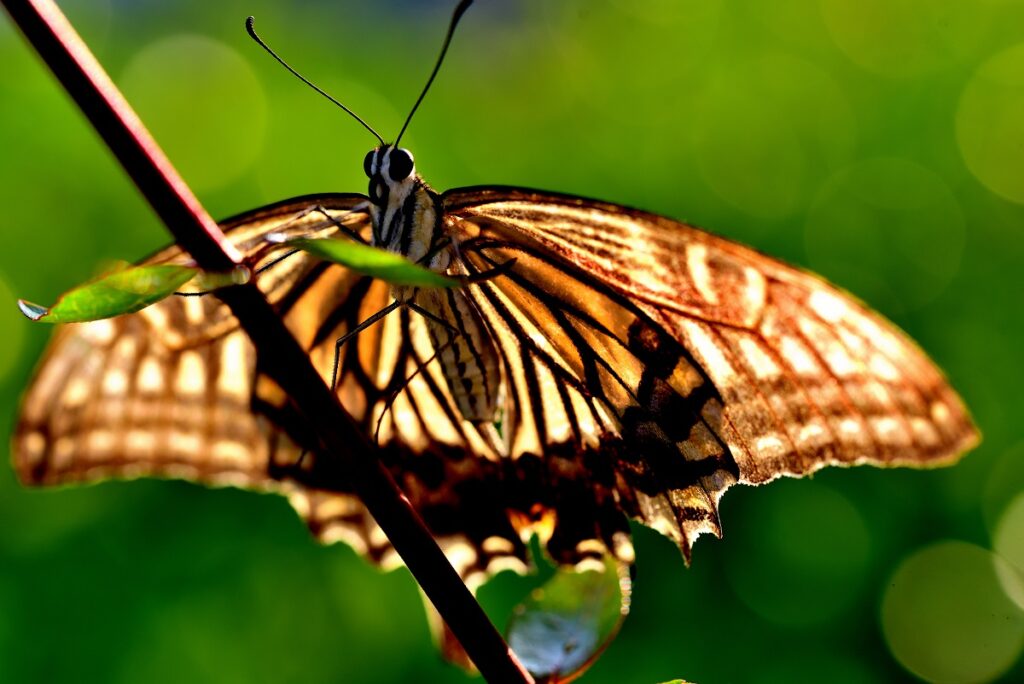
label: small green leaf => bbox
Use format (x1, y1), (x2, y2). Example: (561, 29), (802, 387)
(287, 238), (458, 288)
(507, 555), (631, 682)
(19, 263), (198, 323)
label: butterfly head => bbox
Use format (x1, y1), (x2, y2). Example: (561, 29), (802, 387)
(362, 144), (440, 266)
(363, 145), (416, 207)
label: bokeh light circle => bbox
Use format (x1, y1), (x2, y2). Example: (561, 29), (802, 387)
(726, 480), (871, 626)
(882, 540), (1024, 684)
(983, 441), (1024, 538)
(119, 35), (267, 193)
(693, 54), (856, 220)
(957, 44), (1024, 204)
(821, 0), (991, 78)
(542, 0), (723, 144)
(995, 493), (1024, 610)
(805, 157), (965, 312)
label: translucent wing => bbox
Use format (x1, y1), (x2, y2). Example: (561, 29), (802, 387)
(14, 194), (369, 488)
(12, 194), (528, 586)
(443, 186), (979, 559)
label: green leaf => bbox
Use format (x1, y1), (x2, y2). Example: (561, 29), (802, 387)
(18, 263), (197, 323)
(507, 555), (631, 682)
(287, 238), (458, 288)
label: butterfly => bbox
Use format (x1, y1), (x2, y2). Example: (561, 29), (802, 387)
(11, 0), (978, 596)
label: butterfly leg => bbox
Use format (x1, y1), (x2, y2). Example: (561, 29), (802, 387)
(414, 237), (515, 284)
(300, 299), (464, 463)
(416, 236), (451, 267)
(292, 298), (404, 469)
(405, 300), (461, 330)
(298, 204), (370, 245)
(171, 205), (372, 298)
(172, 245), (342, 299)
(373, 333), (460, 444)
(448, 235), (518, 284)
(328, 299), (402, 393)
(325, 298), (458, 406)
(243, 203), (373, 281)
(457, 257), (517, 284)
(262, 202), (371, 245)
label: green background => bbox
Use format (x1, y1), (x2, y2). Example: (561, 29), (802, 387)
(2, 1), (1024, 682)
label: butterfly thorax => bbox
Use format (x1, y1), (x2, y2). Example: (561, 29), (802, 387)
(364, 145), (448, 277)
(364, 144), (502, 427)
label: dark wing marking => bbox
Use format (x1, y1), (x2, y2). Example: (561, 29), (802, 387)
(443, 186), (978, 558)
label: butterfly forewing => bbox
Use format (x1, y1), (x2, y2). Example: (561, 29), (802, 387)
(448, 217), (735, 558)
(444, 187), (978, 489)
(14, 194), (535, 586)
(15, 195), (359, 486)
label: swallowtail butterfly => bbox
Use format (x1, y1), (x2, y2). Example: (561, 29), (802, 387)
(12, 0), (977, 595)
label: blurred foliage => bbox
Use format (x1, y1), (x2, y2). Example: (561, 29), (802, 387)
(1, 0), (1023, 682)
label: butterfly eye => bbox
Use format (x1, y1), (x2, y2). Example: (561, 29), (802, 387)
(388, 148), (414, 181)
(363, 150), (376, 178)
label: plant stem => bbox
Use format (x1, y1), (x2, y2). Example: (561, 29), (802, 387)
(0, 1), (532, 681)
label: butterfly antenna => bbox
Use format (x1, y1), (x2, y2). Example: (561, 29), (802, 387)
(394, 0), (473, 147)
(246, 16), (384, 145)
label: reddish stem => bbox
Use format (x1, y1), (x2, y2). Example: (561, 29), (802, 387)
(0, 1), (532, 681)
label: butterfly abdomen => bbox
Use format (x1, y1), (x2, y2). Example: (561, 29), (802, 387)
(418, 287), (501, 424)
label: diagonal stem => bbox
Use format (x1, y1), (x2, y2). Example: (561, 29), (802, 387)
(0, 1), (533, 682)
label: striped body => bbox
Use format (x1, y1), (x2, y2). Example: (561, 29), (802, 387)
(366, 144), (501, 424)
(416, 286), (501, 422)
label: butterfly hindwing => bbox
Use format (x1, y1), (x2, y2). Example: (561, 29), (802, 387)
(264, 272), (530, 582)
(445, 218), (733, 560)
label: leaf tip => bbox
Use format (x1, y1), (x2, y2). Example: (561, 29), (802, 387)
(17, 299), (49, 321)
